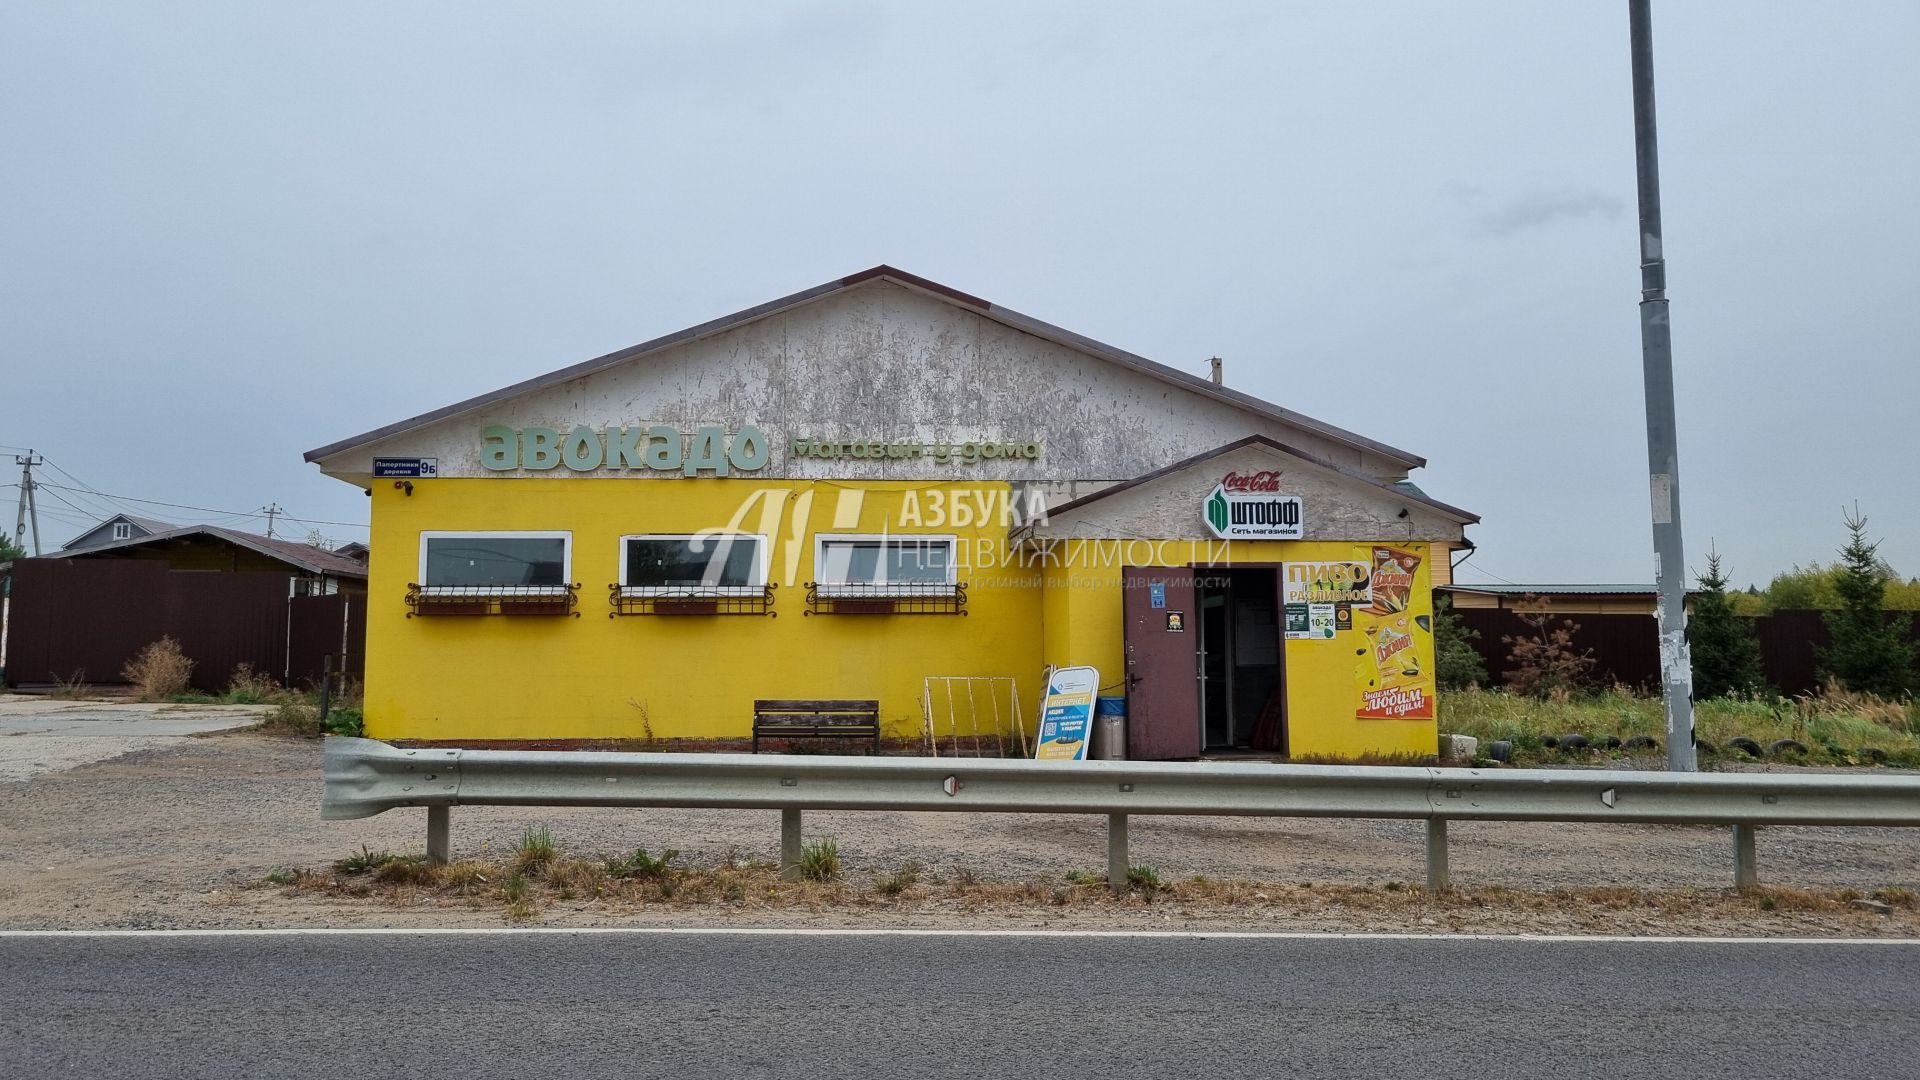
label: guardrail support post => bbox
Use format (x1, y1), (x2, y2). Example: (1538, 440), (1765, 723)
(1107, 813), (1128, 893)
(1732, 823), (1758, 892)
(426, 805), (450, 866)
(780, 808), (802, 882)
(1425, 818), (1450, 893)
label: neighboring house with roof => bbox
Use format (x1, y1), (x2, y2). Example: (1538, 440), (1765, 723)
(1439, 583), (1694, 616)
(60, 513), (175, 552)
(53, 524), (369, 593)
(2, 525), (367, 692)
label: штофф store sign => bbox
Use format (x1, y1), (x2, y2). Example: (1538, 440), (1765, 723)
(1203, 471), (1304, 539)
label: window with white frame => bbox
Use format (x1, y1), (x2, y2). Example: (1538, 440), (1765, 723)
(418, 532), (570, 593)
(814, 535), (957, 595)
(112, 522), (133, 540)
(619, 533), (767, 595)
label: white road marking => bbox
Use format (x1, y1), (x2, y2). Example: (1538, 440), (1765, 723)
(0, 927), (1914, 944)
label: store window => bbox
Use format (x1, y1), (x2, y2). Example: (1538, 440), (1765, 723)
(619, 534), (767, 595)
(814, 535), (957, 596)
(418, 532), (570, 593)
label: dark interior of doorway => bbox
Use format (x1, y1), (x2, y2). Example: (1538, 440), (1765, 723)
(1198, 568), (1283, 752)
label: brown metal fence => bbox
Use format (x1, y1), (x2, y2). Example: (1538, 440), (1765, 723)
(1459, 607), (1919, 697)
(3, 558), (364, 692)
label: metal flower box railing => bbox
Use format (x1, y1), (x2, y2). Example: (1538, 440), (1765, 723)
(607, 582), (778, 617)
(405, 583), (581, 618)
(803, 581), (967, 616)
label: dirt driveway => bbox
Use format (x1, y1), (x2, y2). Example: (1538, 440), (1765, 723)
(0, 696), (266, 783)
(2, 728), (1917, 933)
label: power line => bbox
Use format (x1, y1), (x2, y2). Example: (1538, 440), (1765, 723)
(31, 481), (368, 530)
(39, 459), (136, 519)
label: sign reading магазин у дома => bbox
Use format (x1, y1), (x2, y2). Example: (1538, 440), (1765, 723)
(478, 424), (1043, 475)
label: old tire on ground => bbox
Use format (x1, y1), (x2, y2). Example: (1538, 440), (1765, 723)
(1623, 735), (1660, 751)
(1695, 739), (1718, 756)
(1859, 746), (1888, 762)
(1725, 736), (1764, 757)
(1487, 740), (1513, 763)
(1557, 734), (1590, 751)
(1601, 734), (1624, 749)
(1767, 739), (1809, 756)
(1540, 735), (1559, 749)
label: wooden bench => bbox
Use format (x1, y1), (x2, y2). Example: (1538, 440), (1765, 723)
(752, 699), (882, 755)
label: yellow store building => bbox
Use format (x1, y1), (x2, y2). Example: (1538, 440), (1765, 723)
(305, 267), (1477, 760)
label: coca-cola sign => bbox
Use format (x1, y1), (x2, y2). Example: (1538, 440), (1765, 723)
(1221, 470), (1282, 493)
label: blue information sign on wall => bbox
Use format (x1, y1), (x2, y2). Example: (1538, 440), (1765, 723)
(373, 458), (439, 478)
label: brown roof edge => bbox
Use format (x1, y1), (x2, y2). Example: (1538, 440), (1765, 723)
(304, 265), (1425, 470)
(50, 524), (370, 579)
(1041, 435), (1479, 524)
(841, 265), (990, 309)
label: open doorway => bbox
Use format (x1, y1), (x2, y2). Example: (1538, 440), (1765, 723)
(1196, 568), (1285, 752)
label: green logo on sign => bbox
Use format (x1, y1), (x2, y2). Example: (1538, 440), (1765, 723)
(1205, 487), (1229, 534)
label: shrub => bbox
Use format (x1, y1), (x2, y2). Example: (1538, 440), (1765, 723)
(874, 862), (922, 896)
(323, 707), (365, 737)
(799, 837), (840, 882)
(122, 637), (194, 700)
(224, 662), (280, 704)
(1433, 594), (1488, 691)
(1501, 599), (1596, 698)
(513, 825), (557, 872)
(334, 844), (400, 874)
(604, 847), (679, 880)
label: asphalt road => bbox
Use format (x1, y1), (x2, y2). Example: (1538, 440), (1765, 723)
(2, 931), (1915, 1079)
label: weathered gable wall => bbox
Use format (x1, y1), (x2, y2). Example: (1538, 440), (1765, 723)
(1035, 444), (1467, 544)
(330, 282), (1410, 485)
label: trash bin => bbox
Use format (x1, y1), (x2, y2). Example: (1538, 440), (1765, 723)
(1093, 696), (1128, 760)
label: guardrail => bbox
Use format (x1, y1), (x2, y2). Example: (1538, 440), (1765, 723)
(322, 737), (1920, 892)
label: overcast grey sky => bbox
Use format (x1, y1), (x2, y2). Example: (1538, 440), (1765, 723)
(3, 1), (1914, 587)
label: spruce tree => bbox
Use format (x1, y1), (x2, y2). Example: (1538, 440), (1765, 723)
(1689, 548), (1765, 698)
(1819, 507), (1917, 697)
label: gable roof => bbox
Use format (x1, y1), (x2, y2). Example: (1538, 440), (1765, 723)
(51, 525), (369, 579)
(61, 512), (173, 551)
(304, 265), (1425, 469)
(1043, 434), (1479, 524)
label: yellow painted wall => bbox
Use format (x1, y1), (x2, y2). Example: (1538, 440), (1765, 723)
(1030, 538), (1437, 759)
(365, 478), (1042, 742)
(366, 479), (1436, 759)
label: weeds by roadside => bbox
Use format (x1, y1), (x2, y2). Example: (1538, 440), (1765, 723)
(268, 837), (1920, 932)
(1443, 684), (1920, 768)
(799, 837), (840, 882)
(122, 637), (194, 700)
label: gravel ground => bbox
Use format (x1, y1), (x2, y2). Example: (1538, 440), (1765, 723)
(0, 698), (266, 783)
(1, 730), (1916, 932)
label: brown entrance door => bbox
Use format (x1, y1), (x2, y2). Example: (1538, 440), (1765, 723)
(1121, 566), (1201, 760)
